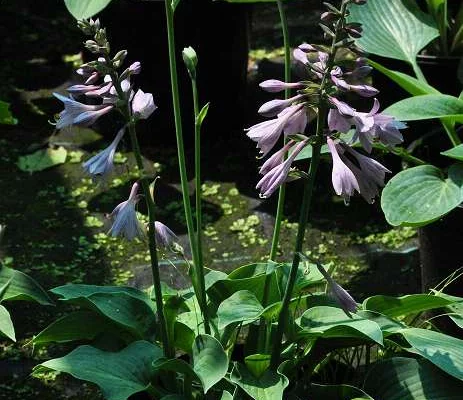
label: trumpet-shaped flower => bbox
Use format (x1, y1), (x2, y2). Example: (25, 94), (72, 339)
(258, 94), (304, 117)
(132, 89), (157, 119)
(246, 103), (305, 157)
(154, 221), (179, 250)
(83, 126), (126, 177)
(108, 182), (145, 240)
(53, 93), (113, 129)
(256, 140), (307, 198)
(259, 79), (304, 93)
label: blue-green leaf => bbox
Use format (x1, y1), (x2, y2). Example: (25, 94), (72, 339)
(64, 0), (113, 19)
(0, 304), (15, 341)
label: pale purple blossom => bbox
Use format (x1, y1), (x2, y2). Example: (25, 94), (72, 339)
(82, 126), (126, 177)
(246, 103), (305, 157)
(128, 62), (141, 75)
(258, 94), (304, 117)
(256, 140), (307, 198)
(293, 48), (309, 65)
(259, 79), (304, 93)
(154, 221), (178, 250)
(67, 84), (101, 95)
(131, 89), (157, 119)
(108, 182), (145, 240)
(298, 43), (316, 52)
(259, 140), (296, 175)
(330, 69), (378, 97)
(53, 93), (113, 129)
(327, 137), (359, 203)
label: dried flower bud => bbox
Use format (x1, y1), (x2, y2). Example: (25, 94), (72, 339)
(182, 46), (198, 79)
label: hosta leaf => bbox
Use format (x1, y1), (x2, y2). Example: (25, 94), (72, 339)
(381, 164), (463, 227)
(364, 357), (463, 399)
(64, 0), (113, 19)
(217, 290), (264, 330)
(34, 341), (163, 400)
(0, 305), (15, 341)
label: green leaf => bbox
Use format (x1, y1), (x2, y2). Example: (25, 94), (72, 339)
(384, 94), (463, 122)
(381, 164), (463, 226)
(368, 60), (438, 96)
(0, 304), (16, 341)
(193, 334), (228, 393)
(34, 341), (163, 400)
(196, 102), (210, 128)
(220, 391), (233, 400)
(298, 306), (383, 345)
(245, 354), (271, 379)
(17, 146), (67, 173)
(0, 100), (17, 125)
(230, 363), (289, 400)
(399, 328), (463, 380)
(0, 265), (53, 305)
(51, 285), (156, 337)
(364, 357), (463, 399)
(309, 383), (373, 400)
(64, 0), (113, 19)
(442, 144), (463, 161)
(33, 311), (124, 345)
(217, 290), (264, 330)
(348, 0), (439, 66)
(363, 294), (453, 318)
(356, 310), (407, 335)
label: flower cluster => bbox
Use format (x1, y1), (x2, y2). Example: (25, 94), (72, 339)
(52, 19), (176, 244)
(53, 19), (156, 179)
(246, 0), (406, 204)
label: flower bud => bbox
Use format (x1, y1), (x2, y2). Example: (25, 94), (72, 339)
(182, 46), (198, 79)
(84, 40), (100, 53)
(132, 89), (157, 119)
(112, 50), (128, 68)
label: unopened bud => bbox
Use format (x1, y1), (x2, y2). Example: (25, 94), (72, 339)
(95, 28), (107, 46)
(182, 46), (198, 79)
(113, 50), (128, 65)
(321, 11), (338, 23)
(84, 40), (100, 53)
(77, 20), (93, 35)
(345, 23), (363, 39)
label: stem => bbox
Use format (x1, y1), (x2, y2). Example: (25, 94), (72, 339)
(259, 0), (291, 354)
(164, 2), (210, 334)
(270, 0), (349, 369)
(128, 122), (174, 359)
(191, 76), (208, 335)
(411, 61), (428, 84)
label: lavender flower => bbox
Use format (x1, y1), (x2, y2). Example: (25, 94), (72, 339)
(83, 126), (126, 177)
(330, 68), (378, 97)
(327, 137), (359, 203)
(256, 140), (307, 198)
(259, 80), (304, 93)
(246, 103), (305, 157)
(154, 221), (179, 250)
(53, 93), (113, 129)
(66, 84), (102, 95)
(108, 182), (145, 240)
(132, 89), (157, 119)
(258, 94), (304, 117)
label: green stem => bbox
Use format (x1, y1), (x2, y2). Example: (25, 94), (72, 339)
(164, 2), (210, 334)
(411, 61), (428, 84)
(191, 76), (208, 334)
(258, 0), (291, 354)
(389, 147), (427, 165)
(270, 107), (325, 369)
(128, 122), (174, 359)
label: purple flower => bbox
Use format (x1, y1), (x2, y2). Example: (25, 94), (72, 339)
(327, 137), (359, 203)
(66, 84), (102, 95)
(53, 93), (113, 129)
(131, 89), (157, 119)
(331, 69), (378, 97)
(259, 79), (304, 93)
(259, 140), (296, 175)
(293, 48), (309, 65)
(298, 43), (316, 52)
(129, 61), (141, 75)
(246, 104), (305, 157)
(258, 94), (304, 117)
(314, 262), (358, 314)
(256, 140), (307, 198)
(154, 221), (178, 250)
(82, 126), (126, 177)
(108, 182), (145, 240)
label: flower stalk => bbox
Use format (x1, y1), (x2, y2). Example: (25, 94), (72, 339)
(164, 2), (210, 334)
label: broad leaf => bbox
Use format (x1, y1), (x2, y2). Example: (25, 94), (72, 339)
(298, 306), (383, 345)
(17, 146), (67, 173)
(309, 383), (373, 400)
(217, 290), (264, 330)
(364, 357), (463, 399)
(357, 311), (406, 335)
(34, 341), (163, 400)
(64, 0), (113, 19)
(230, 363), (289, 400)
(193, 334), (228, 393)
(399, 328), (463, 380)
(363, 294), (453, 318)
(368, 60), (438, 96)
(0, 265), (53, 305)
(348, 0), (439, 67)
(0, 305), (15, 341)
(381, 164), (463, 226)
(245, 354), (271, 379)
(442, 144), (463, 161)
(33, 311), (125, 345)
(384, 94), (463, 122)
